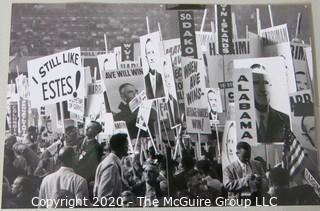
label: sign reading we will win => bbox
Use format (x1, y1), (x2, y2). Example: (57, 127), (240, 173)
(182, 57), (210, 134)
(28, 47), (85, 107)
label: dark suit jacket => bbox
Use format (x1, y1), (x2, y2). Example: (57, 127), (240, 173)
(145, 71), (165, 99)
(76, 139), (104, 183)
(167, 95), (180, 127)
(256, 106), (290, 143)
(223, 160), (268, 198)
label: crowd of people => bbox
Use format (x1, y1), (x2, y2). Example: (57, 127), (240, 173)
(2, 120), (320, 208)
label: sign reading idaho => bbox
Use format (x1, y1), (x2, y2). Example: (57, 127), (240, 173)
(27, 48), (85, 107)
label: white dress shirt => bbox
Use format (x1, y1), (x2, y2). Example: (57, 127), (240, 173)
(149, 73), (156, 96)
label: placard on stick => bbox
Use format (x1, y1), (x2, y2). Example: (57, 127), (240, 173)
(178, 11), (197, 58)
(27, 47), (85, 107)
(260, 24), (297, 93)
(234, 56), (291, 143)
(206, 88), (223, 125)
(182, 57), (210, 134)
(232, 68), (257, 146)
(136, 100), (153, 131)
(291, 42), (312, 91)
(215, 5), (234, 55)
(140, 31), (166, 100)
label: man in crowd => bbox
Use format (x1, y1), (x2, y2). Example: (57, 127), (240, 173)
(3, 136), (21, 184)
(268, 167), (320, 205)
(76, 121), (103, 178)
(142, 163), (162, 203)
(223, 142), (268, 200)
(251, 64), (290, 143)
(34, 125), (80, 177)
(76, 121), (104, 200)
(93, 133), (128, 204)
(23, 126), (38, 152)
(144, 38), (165, 99)
(39, 146), (88, 208)
(132, 163), (162, 206)
(10, 176), (35, 208)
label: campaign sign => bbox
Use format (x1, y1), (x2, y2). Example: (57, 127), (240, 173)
(182, 57), (210, 134)
(15, 74), (30, 99)
(121, 43), (134, 62)
(27, 47), (85, 107)
(260, 24), (297, 93)
(178, 11), (197, 58)
(136, 100), (153, 132)
(206, 88), (223, 125)
(129, 90), (147, 112)
(164, 38), (181, 67)
(9, 101), (19, 136)
(291, 43), (312, 91)
(221, 120), (237, 183)
(216, 5), (234, 55)
(233, 68), (258, 146)
(19, 99), (29, 136)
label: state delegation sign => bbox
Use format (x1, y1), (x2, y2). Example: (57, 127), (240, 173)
(27, 47), (85, 107)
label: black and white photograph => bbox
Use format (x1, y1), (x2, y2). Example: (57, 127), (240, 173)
(2, 2), (320, 209)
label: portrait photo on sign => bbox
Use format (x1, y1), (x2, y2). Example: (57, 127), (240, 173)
(140, 31), (166, 100)
(234, 57), (291, 143)
(163, 54), (181, 128)
(206, 88), (223, 125)
(290, 90), (316, 150)
(98, 53), (146, 138)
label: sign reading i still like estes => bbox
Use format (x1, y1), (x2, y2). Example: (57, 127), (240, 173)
(27, 47), (85, 107)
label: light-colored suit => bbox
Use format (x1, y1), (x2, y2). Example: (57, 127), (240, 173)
(39, 167), (88, 208)
(93, 153), (123, 201)
(223, 160), (268, 198)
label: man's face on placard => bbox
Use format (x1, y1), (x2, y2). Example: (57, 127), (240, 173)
(145, 39), (157, 71)
(295, 72), (308, 91)
(253, 73), (271, 107)
(120, 84), (138, 103)
(302, 116), (316, 145)
(207, 91), (218, 112)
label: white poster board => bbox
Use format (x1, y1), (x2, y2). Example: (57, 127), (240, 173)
(28, 47), (85, 107)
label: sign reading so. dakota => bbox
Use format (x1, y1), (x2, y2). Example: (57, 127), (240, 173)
(27, 47), (85, 107)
